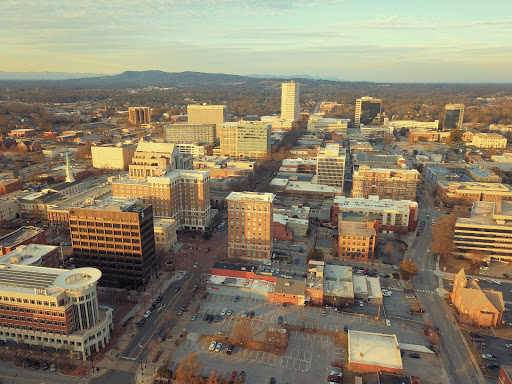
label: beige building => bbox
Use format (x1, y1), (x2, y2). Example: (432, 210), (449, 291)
(226, 192), (274, 260)
(352, 168), (419, 201)
(153, 218), (177, 252)
(467, 132), (507, 149)
(163, 123), (216, 144)
(129, 140), (191, 180)
(383, 119), (439, 130)
(307, 116), (348, 134)
(219, 122), (271, 160)
(316, 143), (346, 190)
(338, 221), (377, 262)
(187, 105), (227, 128)
(128, 107), (151, 125)
(112, 170), (212, 230)
(355, 97), (382, 129)
(281, 81), (300, 121)
(436, 181), (512, 207)
(91, 144), (137, 170)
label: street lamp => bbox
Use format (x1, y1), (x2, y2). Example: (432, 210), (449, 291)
(142, 279), (146, 292)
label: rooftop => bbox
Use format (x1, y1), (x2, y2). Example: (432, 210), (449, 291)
(226, 191), (274, 203)
(339, 221), (376, 237)
(348, 330), (402, 370)
(333, 196), (416, 211)
(70, 197), (147, 213)
(0, 244), (58, 266)
(0, 226), (44, 249)
(324, 264), (353, 298)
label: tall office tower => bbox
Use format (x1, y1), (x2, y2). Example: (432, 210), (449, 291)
(352, 168), (419, 201)
(0, 264), (113, 360)
(355, 97), (382, 129)
(226, 192), (274, 260)
(91, 144), (137, 170)
(129, 139), (190, 180)
(128, 107), (151, 125)
(69, 198), (157, 289)
(444, 104), (465, 130)
(163, 123), (216, 144)
(316, 143), (347, 190)
(187, 105), (227, 127)
(281, 81), (300, 121)
(111, 170), (212, 230)
(219, 122), (271, 160)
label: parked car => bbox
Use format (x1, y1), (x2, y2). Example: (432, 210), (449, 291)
(191, 314), (198, 321)
(209, 341), (217, 351)
(221, 308), (228, 316)
(227, 309), (232, 316)
(226, 344), (234, 355)
(321, 310), (326, 316)
(482, 354), (497, 361)
(233, 295), (240, 302)
(230, 371), (237, 382)
(487, 363), (500, 369)
(343, 325), (348, 333)
(243, 311), (249, 318)
(33, 361), (40, 370)
(359, 301), (364, 307)
(249, 311), (255, 318)
(50, 363), (57, 372)
(177, 307), (184, 315)
(42, 362), (49, 370)
(215, 342), (223, 352)
(327, 375), (343, 383)
(203, 314), (210, 321)
(174, 286), (181, 293)
(24, 359), (33, 368)
(409, 353), (421, 359)
(435, 328), (441, 335)
(278, 316), (283, 324)
(475, 342), (486, 349)
(137, 318), (146, 327)
(505, 344), (512, 349)
(331, 362), (344, 368)
(386, 320), (391, 327)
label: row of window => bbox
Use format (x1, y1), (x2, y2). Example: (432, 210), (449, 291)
(0, 306), (64, 317)
(0, 315), (67, 326)
(0, 297), (56, 307)
(1, 324), (68, 335)
(69, 221), (138, 230)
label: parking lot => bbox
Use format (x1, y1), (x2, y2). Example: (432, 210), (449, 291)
(382, 288), (430, 321)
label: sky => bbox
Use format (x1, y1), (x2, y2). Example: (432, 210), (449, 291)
(1, 0), (512, 82)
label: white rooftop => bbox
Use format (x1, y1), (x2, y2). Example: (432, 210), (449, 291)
(348, 330), (402, 371)
(0, 244), (58, 266)
(226, 191), (274, 202)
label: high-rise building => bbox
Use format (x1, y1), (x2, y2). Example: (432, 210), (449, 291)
(69, 198), (157, 289)
(129, 140), (190, 180)
(187, 105), (227, 127)
(111, 170), (212, 230)
(316, 143), (346, 190)
(352, 168), (419, 201)
(281, 81), (300, 121)
(355, 97), (382, 129)
(128, 107), (151, 125)
(226, 192), (274, 260)
(444, 104), (465, 130)
(163, 123), (216, 144)
(219, 122), (271, 160)
(0, 264), (113, 360)
(91, 144), (137, 170)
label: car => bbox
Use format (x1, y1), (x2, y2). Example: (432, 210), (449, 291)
(343, 325), (348, 333)
(215, 342), (223, 352)
(331, 362), (344, 368)
(214, 314), (222, 322)
(42, 361), (49, 370)
(409, 353), (421, 359)
(475, 341), (486, 349)
(192, 314), (198, 321)
(209, 341), (217, 351)
(234, 295), (240, 302)
(295, 258), (299, 264)
(143, 310), (151, 318)
(156, 296), (162, 303)
(487, 363), (500, 370)
(278, 316), (283, 324)
(321, 309), (326, 316)
(221, 308), (228, 316)
(472, 337), (484, 342)
(226, 344), (235, 355)
(471, 332), (482, 338)
(491, 279), (501, 284)
(206, 248), (210, 253)
(249, 311), (255, 318)
(239, 371), (246, 380)
(33, 361), (41, 370)
(160, 303), (166, 309)
(276, 269), (280, 274)
(50, 363), (57, 372)
(137, 318), (146, 327)
(435, 327), (441, 335)
(386, 319), (391, 327)
(244, 311), (249, 318)
(271, 268), (275, 273)
(174, 286), (181, 293)
(230, 371), (237, 382)
(359, 301), (364, 307)
(482, 354), (497, 361)
(193, 262), (198, 268)
(203, 314), (210, 321)
(269, 378), (276, 384)
(149, 303), (156, 311)
(24, 359), (33, 368)
(328, 375), (343, 383)
(178, 307), (185, 315)
(506, 344), (512, 349)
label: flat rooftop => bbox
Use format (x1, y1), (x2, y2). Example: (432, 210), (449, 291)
(333, 196), (415, 211)
(0, 244), (58, 266)
(0, 226), (44, 249)
(324, 264), (353, 298)
(339, 221), (376, 237)
(348, 330), (402, 371)
(0, 265), (60, 290)
(226, 191), (274, 202)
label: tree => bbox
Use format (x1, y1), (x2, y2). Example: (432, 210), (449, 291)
(467, 250), (487, 272)
(431, 212), (463, 259)
(385, 241), (395, 257)
(175, 352), (202, 384)
(231, 320), (253, 347)
(398, 243), (408, 258)
(206, 371), (223, 384)
(307, 249), (324, 262)
(202, 232), (212, 240)
(331, 238), (339, 258)
(449, 128), (462, 143)
(399, 259), (419, 280)
(394, 227), (408, 240)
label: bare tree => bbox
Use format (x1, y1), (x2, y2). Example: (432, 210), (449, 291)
(231, 320), (253, 347)
(175, 352), (202, 384)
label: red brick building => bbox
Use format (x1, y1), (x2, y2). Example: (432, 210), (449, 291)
(338, 220), (378, 262)
(0, 226), (47, 256)
(273, 220), (293, 241)
(0, 178), (22, 196)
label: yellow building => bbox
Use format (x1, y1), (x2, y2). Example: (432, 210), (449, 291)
(153, 218), (177, 252)
(91, 144), (137, 170)
(128, 107), (151, 125)
(187, 105), (227, 128)
(219, 122), (271, 160)
(226, 192), (274, 260)
(281, 81), (300, 121)
(470, 132), (507, 149)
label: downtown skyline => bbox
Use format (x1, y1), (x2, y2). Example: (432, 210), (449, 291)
(1, 0), (512, 83)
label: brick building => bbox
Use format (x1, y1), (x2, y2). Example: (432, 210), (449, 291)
(0, 244), (60, 268)
(0, 226), (46, 256)
(352, 168), (419, 201)
(0, 178), (22, 196)
(338, 221), (378, 262)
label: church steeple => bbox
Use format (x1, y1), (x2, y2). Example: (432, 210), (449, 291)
(65, 151), (75, 183)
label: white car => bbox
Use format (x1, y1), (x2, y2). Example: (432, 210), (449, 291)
(505, 344), (512, 349)
(143, 310), (151, 318)
(359, 301), (364, 307)
(209, 341), (217, 351)
(386, 319), (391, 327)
(491, 279), (501, 284)
(215, 342), (222, 352)
(220, 308), (227, 316)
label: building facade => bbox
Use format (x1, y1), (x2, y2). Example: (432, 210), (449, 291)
(219, 123), (271, 160)
(469, 132), (507, 149)
(69, 198), (157, 289)
(281, 81), (300, 121)
(0, 265), (113, 360)
(444, 104), (464, 130)
(91, 144), (137, 170)
(163, 123), (216, 144)
(0, 178), (22, 196)
(128, 107), (151, 125)
(316, 144), (346, 190)
(0, 226), (46, 256)
(187, 105), (227, 128)
(352, 168), (419, 201)
(338, 221), (377, 262)
(153, 218), (177, 252)
(355, 97), (382, 129)
(129, 140), (189, 180)
(111, 170), (212, 230)
(436, 181), (512, 207)
(226, 192), (274, 260)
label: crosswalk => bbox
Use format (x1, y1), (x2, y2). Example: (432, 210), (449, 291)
(415, 289), (435, 294)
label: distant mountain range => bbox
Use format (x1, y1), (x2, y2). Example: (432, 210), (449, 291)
(247, 73), (344, 82)
(0, 71), (108, 80)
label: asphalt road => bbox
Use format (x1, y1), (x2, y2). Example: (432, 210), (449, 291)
(0, 359), (80, 384)
(410, 203), (485, 384)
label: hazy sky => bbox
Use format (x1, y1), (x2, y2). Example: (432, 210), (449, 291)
(2, 0), (512, 82)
